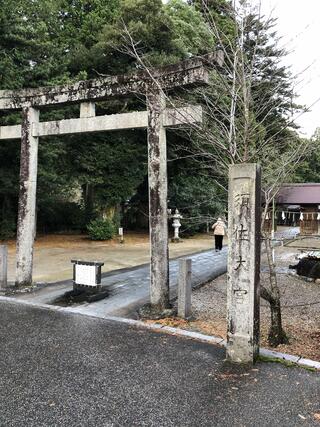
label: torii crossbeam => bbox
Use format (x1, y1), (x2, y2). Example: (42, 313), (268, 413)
(0, 55), (220, 311)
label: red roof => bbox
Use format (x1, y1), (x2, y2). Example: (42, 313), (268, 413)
(277, 184), (320, 205)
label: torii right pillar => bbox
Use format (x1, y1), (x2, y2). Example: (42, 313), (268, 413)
(227, 163), (261, 364)
(147, 90), (170, 311)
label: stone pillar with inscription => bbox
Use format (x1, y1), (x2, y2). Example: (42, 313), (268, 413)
(227, 163), (261, 364)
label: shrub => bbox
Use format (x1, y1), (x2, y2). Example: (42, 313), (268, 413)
(87, 218), (116, 241)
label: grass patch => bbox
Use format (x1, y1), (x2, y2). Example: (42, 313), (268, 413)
(258, 355), (317, 372)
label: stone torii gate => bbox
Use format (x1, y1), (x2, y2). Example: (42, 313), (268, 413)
(0, 56), (221, 310)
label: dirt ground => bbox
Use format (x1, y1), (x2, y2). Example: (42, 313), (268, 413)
(156, 238), (320, 361)
(4, 232), (219, 283)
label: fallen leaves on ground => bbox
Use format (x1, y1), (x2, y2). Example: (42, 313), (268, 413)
(144, 318), (189, 328)
(314, 413), (320, 422)
(146, 316), (320, 361)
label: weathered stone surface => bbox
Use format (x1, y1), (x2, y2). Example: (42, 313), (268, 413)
(147, 90), (169, 310)
(0, 245), (8, 289)
(0, 124), (21, 140)
(178, 258), (192, 319)
(0, 106), (202, 140)
(80, 102), (96, 118)
(15, 107), (39, 287)
(0, 57), (211, 110)
(227, 163), (261, 364)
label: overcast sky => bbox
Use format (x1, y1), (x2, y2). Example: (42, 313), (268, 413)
(260, 0), (320, 137)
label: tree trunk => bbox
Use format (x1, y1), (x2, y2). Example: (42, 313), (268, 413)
(260, 236), (288, 347)
(102, 206), (116, 221)
(83, 183), (95, 226)
(268, 300), (288, 347)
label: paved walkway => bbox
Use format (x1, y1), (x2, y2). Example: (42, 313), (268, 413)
(15, 248), (227, 317)
(0, 300), (319, 427)
(10, 227), (299, 317)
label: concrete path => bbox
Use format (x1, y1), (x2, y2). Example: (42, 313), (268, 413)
(14, 248), (227, 318)
(0, 300), (319, 427)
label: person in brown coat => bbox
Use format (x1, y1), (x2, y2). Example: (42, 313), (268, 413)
(211, 218), (227, 251)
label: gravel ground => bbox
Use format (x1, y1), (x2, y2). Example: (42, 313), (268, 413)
(163, 242), (320, 361)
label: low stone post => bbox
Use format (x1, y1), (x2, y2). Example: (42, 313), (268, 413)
(227, 163), (261, 364)
(119, 227), (124, 244)
(178, 258), (192, 319)
(0, 245), (8, 289)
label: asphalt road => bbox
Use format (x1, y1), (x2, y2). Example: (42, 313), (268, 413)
(0, 300), (319, 427)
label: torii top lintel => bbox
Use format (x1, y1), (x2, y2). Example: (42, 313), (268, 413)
(0, 53), (222, 111)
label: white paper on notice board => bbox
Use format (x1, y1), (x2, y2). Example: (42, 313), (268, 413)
(75, 264), (96, 286)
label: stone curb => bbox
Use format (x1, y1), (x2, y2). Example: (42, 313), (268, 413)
(0, 296), (319, 371)
(120, 318), (320, 370)
(259, 348), (320, 370)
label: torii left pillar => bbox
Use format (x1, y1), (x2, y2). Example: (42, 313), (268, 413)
(15, 107), (39, 287)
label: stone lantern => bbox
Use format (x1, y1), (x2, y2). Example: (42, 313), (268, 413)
(171, 209), (183, 243)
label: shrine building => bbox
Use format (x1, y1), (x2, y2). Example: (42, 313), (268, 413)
(276, 183), (320, 235)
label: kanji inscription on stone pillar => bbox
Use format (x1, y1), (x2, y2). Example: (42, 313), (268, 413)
(227, 163), (261, 364)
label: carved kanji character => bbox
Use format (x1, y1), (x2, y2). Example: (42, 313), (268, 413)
(234, 256), (246, 271)
(233, 223), (249, 241)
